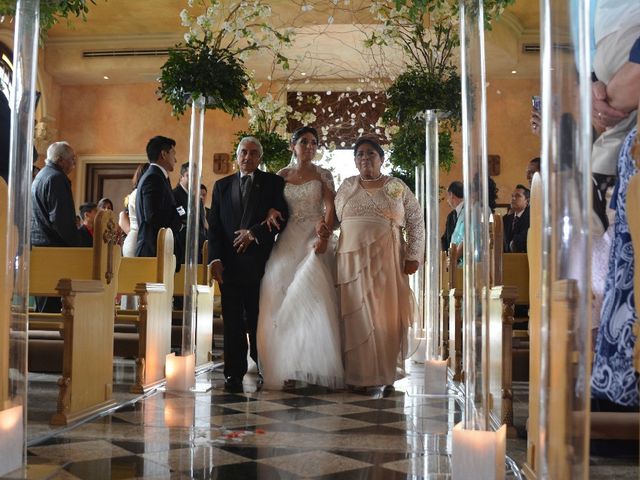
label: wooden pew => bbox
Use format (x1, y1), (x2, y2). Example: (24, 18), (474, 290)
(448, 246), (464, 381)
(172, 242), (214, 369)
(488, 213), (519, 438)
(115, 229), (175, 393)
(29, 210), (121, 425)
(0, 178), (10, 410)
(438, 251), (450, 360)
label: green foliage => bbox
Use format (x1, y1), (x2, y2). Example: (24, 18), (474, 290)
(233, 130), (290, 174)
(0, 0), (99, 37)
(388, 122), (455, 188)
(158, 37), (249, 118)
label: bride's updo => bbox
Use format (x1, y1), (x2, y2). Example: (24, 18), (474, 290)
(291, 126), (319, 146)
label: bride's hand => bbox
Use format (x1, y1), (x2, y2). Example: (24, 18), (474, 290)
(313, 236), (328, 254)
(262, 208), (284, 232)
(315, 219), (331, 239)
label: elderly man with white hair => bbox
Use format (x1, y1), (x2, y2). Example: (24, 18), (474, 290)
(31, 141), (80, 313)
(207, 136), (289, 393)
(31, 141), (79, 248)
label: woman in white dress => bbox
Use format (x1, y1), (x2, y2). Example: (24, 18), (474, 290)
(120, 163), (148, 309)
(257, 126), (344, 390)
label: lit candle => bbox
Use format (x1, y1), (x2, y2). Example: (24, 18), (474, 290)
(452, 423), (506, 479)
(0, 405), (23, 476)
(165, 353), (195, 392)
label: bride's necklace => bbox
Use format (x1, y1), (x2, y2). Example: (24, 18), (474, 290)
(360, 173), (383, 182)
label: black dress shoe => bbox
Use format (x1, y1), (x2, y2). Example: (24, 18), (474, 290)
(257, 373), (264, 385)
(224, 377), (243, 393)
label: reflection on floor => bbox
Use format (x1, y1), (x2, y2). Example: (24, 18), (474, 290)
(9, 361), (640, 479)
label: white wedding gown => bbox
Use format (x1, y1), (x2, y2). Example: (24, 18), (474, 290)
(257, 178), (344, 389)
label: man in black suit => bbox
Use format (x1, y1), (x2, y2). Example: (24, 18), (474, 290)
(441, 181), (463, 251)
(172, 162), (207, 263)
(208, 136), (288, 392)
(503, 184), (530, 253)
(135, 136), (184, 261)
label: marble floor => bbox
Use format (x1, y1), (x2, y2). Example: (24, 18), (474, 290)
(6, 361), (638, 479)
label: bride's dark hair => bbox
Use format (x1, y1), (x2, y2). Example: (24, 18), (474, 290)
(291, 126), (318, 145)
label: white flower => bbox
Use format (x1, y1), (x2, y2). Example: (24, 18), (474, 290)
(385, 179), (404, 199)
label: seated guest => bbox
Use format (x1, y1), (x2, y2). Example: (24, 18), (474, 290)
(200, 183), (210, 231)
(441, 181), (463, 251)
(503, 184), (530, 253)
(77, 202), (97, 247)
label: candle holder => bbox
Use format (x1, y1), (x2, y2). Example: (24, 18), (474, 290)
(452, 423), (506, 479)
(423, 359), (448, 395)
(0, 405), (23, 475)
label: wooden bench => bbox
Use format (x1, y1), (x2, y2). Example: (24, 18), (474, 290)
(0, 178), (10, 411)
(115, 228), (175, 393)
(172, 242), (214, 369)
(447, 246), (464, 381)
(29, 210), (121, 425)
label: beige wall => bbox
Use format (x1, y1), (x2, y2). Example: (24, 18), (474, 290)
(54, 82), (248, 206)
(439, 77), (541, 231)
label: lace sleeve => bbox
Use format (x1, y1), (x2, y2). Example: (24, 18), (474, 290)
(318, 167), (336, 194)
(401, 181), (425, 263)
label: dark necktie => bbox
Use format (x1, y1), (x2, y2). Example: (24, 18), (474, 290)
(241, 175), (252, 211)
(512, 214), (519, 232)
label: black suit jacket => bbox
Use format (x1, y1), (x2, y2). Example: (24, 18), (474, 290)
(30, 163), (79, 247)
(441, 209), (458, 251)
(208, 170), (288, 285)
(172, 184), (207, 262)
(503, 206), (530, 253)
(135, 164), (184, 258)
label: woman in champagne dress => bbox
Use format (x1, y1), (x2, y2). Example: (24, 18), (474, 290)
(257, 126), (343, 389)
(334, 136), (424, 390)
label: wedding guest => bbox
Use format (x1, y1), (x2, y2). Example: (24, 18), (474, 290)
(31, 141), (80, 312)
(334, 136), (424, 393)
(77, 202), (98, 247)
(441, 181), (463, 251)
(257, 126), (343, 390)
(98, 197), (114, 211)
(526, 157), (540, 186)
(208, 136), (289, 393)
(503, 184), (530, 253)
(135, 135), (184, 261)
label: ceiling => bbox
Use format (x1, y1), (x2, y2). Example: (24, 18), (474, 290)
(2, 0), (541, 87)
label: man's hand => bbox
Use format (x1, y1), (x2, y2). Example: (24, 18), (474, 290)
(233, 229), (255, 253)
(209, 260), (224, 285)
(592, 80), (628, 131)
(262, 208), (284, 232)
(403, 260), (419, 275)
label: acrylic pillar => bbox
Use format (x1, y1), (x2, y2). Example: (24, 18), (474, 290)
(166, 95), (205, 391)
(459, 0), (491, 431)
(0, 0), (40, 476)
(423, 110), (447, 393)
(536, 0), (592, 477)
(410, 164), (427, 363)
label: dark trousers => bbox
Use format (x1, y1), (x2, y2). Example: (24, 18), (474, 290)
(220, 282), (260, 380)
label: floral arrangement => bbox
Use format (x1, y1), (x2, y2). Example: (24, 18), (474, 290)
(159, 0), (293, 118)
(363, 0), (514, 185)
(0, 0), (101, 37)
(384, 178), (405, 199)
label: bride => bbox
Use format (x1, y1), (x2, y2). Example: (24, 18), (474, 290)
(257, 126), (344, 389)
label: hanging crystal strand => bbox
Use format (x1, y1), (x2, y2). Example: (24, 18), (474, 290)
(181, 95), (206, 357)
(424, 109), (439, 361)
(459, 0), (491, 431)
(537, 0), (592, 477)
(0, 0), (40, 476)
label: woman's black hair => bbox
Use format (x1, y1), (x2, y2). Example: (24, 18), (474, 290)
(291, 126), (318, 144)
(353, 136), (384, 160)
